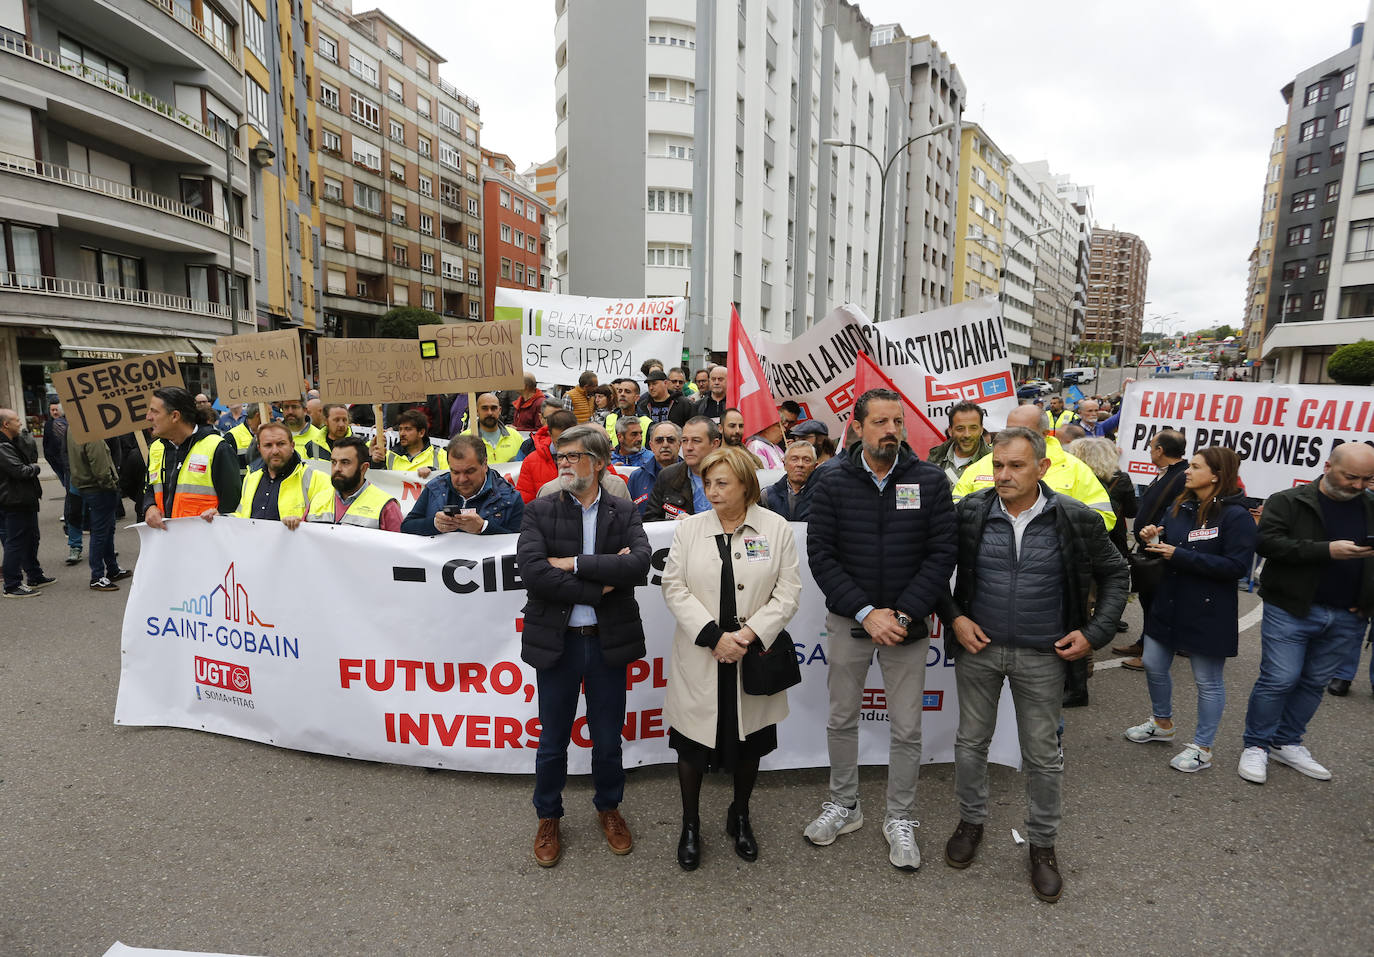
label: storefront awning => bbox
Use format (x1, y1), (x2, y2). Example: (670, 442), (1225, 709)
(47, 328), (205, 362)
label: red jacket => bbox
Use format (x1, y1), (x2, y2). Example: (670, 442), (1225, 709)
(516, 427), (557, 503)
(511, 390), (546, 432)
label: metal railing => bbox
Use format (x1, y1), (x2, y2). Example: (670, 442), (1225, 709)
(436, 76), (481, 113)
(0, 272), (232, 318)
(0, 152), (247, 241)
(142, 0), (241, 70)
(0, 34), (244, 161)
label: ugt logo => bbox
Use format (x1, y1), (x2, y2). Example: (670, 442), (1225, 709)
(195, 655), (253, 694)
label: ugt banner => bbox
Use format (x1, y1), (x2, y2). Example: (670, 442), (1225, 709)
(494, 289), (685, 383)
(115, 519), (1020, 773)
(756, 299), (1017, 437)
(1116, 380), (1374, 497)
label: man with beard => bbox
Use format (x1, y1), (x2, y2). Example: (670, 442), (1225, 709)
(228, 421), (331, 525)
(517, 423), (652, 867)
(279, 397), (325, 458)
(373, 409), (445, 475)
(143, 387), (241, 530)
(304, 404), (356, 464)
(1238, 442), (1374, 785)
(402, 434), (524, 536)
(304, 435), (402, 531)
(803, 389), (957, 874)
(927, 401), (992, 486)
(719, 408), (748, 449)
(1046, 395), (1074, 437)
(610, 417), (654, 469)
(470, 391), (523, 464)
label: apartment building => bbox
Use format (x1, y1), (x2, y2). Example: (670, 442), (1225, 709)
(1241, 126), (1286, 359)
(1084, 228), (1151, 363)
(481, 148), (549, 318)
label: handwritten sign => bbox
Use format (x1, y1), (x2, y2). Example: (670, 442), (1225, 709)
(212, 329), (303, 404)
(418, 320), (522, 393)
(318, 338), (427, 405)
(51, 352), (184, 442)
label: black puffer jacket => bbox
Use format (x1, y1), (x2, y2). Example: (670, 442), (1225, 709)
(806, 444), (957, 641)
(643, 462), (698, 522)
(936, 484), (1130, 656)
(0, 430), (42, 512)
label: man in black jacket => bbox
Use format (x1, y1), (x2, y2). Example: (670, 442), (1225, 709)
(517, 424), (652, 868)
(763, 440), (818, 521)
(935, 427), (1128, 904)
(1, 408), (54, 597)
(643, 417), (720, 521)
(804, 389), (957, 873)
(1115, 429), (1187, 660)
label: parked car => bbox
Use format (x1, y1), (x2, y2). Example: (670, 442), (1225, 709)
(1016, 379), (1053, 399)
(1060, 366), (1096, 384)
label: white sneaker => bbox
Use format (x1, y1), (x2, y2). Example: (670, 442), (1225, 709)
(1237, 746), (1268, 784)
(883, 818), (921, 871)
(1269, 744), (1332, 781)
(804, 800), (863, 846)
(1124, 718), (1176, 744)
(1169, 744), (1212, 773)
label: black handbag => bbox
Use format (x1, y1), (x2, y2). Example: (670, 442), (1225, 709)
(1128, 547), (1164, 594)
(740, 629), (801, 696)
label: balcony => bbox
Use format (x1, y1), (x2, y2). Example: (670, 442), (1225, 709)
(0, 34), (245, 174)
(0, 152), (249, 257)
(139, 0), (239, 69)
(0, 272), (233, 339)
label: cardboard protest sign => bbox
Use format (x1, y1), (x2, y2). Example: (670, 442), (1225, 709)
(418, 321), (522, 393)
(51, 352), (183, 442)
(318, 339), (427, 405)
(212, 329), (303, 404)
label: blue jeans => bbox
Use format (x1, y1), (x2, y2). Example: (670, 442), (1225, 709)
(1, 511), (43, 590)
(532, 630), (628, 819)
(1141, 636), (1227, 748)
(80, 488), (119, 581)
(63, 488), (84, 549)
(1242, 604), (1368, 749)
(1333, 621), (1373, 685)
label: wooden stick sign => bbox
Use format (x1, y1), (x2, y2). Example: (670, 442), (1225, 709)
(418, 320), (522, 393)
(317, 339), (428, 405)
(51, 352), (184, 443)
(213, 329), (304, 404)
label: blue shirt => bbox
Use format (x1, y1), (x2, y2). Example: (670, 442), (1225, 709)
(611, 446), (655, 469)
(690, 470), (709, 513)
(568, 489), (602, 627)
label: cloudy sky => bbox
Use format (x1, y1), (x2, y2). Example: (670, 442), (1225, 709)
(382, 0), (1366, 334)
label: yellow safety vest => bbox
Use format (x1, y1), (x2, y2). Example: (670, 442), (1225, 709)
(306, 479), (396, 528)
(951, 436), (1117, 530)
(148, 432), (228, 519)
(386, 443), (445, 472)
(474, 426), (522, 463)
(234, 459), (331, 521)
(290, 425), (326, 459)
(604, 411), (653, 448)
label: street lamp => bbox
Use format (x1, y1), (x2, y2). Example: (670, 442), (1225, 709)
(824, 119), (957, 321)
(219, 119), (275, 336)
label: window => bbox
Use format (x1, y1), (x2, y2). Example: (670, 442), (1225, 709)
(1339, 282), (1374, 317)
(1281, 260), (1308, 281)
(1311, 290), (1325, 311)
(440, 141), (461, 171)
(514, 229), (524, 247)
(1321, 217), (1335, 240)
(1291, 190), (1316, 212)
(1284, 295), (1303, 316)
(499, 190), (510, 208)
(419, 212), (433, 235)
(1299, 117), (1326, 142)
(416, 96), (430, 118)
(647, 76), (695, 102)
(201, 2), (234, 56)
(389, 75), (404, 103)
(416, 53), (430, 77)
(386, 33), (403, 60)
(467, 267), (479, 284)
(247, 78), (270, 133)
(1303, 80), (1332, 105)
(421, 251), (434, 273)
(469, 301), (480, 319)
(528, 235), (538, 252)
(500, 224), (511, 242)
(244, 6), (266, 61)
(422, 289), (435, 309)
(513, 197), (524, 215)
(1317, 255), (1330, 275)
(468, 197), (479, 216)
(1337, 105), (1352, 128)
(326, 268), (346, 294)
(350, 92), (381, 130)
(352, 138), (381, 171)
(1346, 220), (1374, 262)
(1357, 152), (1374, 192)
(349, 50), (379, 86)
(322, 176), (343, 202)
(1325, 181), (1340, 203)
(1343, 68), (1356, 90)
(325, 223), (345, 249)
(320, 128), (341, 155)
(648, 244), (690, 267)
(500, 257), (511, 279)
(419, 177), (432, 198)
(1331, 142), (1346, 166)
(58, 35), (128, 84)
(319, 80), (340, 111)
(354, 183), (381, 214)
(647, 189), (692, 213)
(392, 243), (408, 266)
(393, 282), (408, 306)
(318, 33), (338, 63)
(1295, 154), (1321, 176)
(417, 137), (431, 157)
(389, 159), (406, 182)
(1286, 225), (1312, 246)
(442, 254), (461, 279)
(354, 227), (382, 258)
(515, 263), (524, 283)
(528, 271), (537, 287)
(389, 118), (404, 142)
(527, 205), (537, 221)
(467, 233), (479, 251)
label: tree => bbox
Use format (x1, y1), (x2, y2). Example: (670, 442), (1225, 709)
(1213, 324), (1236, 339)
(376, 307), (440, 339)
(1327, 340), (1374, 385)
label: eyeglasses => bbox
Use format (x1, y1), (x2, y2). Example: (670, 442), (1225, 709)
(553, 451), (590, 465)
(651, 437), (678, 444)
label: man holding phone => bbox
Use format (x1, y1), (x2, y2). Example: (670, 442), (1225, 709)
(401, 434), (524, 536)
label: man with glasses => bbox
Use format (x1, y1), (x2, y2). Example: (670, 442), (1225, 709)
(627, 422), (681, 513)
(644, 417), (720, 521)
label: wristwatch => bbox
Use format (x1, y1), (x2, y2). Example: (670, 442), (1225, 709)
(894, 612), (912, 629)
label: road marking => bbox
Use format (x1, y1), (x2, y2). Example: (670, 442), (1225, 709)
(1095, 657), (1129, 671)
(1238, 602), (1264, 633)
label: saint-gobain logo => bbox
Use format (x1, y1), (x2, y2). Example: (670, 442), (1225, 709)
(195, 655), (252, 694)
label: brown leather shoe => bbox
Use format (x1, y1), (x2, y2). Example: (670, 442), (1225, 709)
(1112, 642), (1142, 657)
(1029, 844), (1063, 903)
(944, 820), (983, 869)
(1121, 656), (1144, 672)
(598, 809), (633, 855)
(534, 817), (561, 867)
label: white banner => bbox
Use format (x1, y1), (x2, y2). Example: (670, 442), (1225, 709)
(494, 289), (685, 383)
(1115, 380), (1374, 497)
(757, 299), (1017, 437)
(116, 519), (1020, 773)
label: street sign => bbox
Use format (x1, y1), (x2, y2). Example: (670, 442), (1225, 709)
(1138, 347), (1161, 368)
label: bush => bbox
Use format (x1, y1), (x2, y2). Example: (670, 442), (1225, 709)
(376, 307), (440, 339)
(1327, 340), (1374, 385)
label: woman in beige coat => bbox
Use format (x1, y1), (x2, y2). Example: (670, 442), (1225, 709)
(661, 445), (802, 870)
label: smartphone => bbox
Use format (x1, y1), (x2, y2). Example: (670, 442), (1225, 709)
(442, 505), (462, 516)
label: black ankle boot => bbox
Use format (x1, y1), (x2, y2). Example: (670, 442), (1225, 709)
(725, 802), (758, 862)
(677, 817), (701, 871)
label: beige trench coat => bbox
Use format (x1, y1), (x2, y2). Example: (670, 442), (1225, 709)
(661, 503), (802, 746)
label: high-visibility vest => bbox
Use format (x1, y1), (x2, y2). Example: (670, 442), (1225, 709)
(385, 443), (444, 472)
(233, 459), (331, 520)
(290, 425), (325, 458)
(1047, 409), (1075, 435)
(227, 422), (254, 452)
(306, 480), (396, 528)
(148, 433), (227, 519)
(474, 426), (522, 463)
(604, 412), (652, 448)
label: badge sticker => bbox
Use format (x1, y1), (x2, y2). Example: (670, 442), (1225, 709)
(1188, 527), (1219, 542)
(896, 484), (922, 510)
(187, 453), (210, 475)
(743, 536), (771, 562)
(663, 503), (685, 520)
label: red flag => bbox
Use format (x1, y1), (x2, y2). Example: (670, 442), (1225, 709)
(852, 352), (944, 459)
(726, 305), (779, 437)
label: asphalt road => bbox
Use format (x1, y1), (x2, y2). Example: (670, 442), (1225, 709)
(3, 474), (1373, 956)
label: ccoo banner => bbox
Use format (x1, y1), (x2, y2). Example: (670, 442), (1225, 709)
(494, 289), (685, 383)
(115, 519), (1020, 774)
(1115, 380), (1374, 497)
(755, 299), (1017, 438)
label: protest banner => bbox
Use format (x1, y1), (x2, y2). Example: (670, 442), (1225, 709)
(116, 519), (1020, 774)
(494, 289), (685, 382)
(755, 298), (1017, 439)
(211, 329), (303, 404)
(418, 321), (523, 393)
(318, 339), (428, 405)
(1116, 379), (1374, 497)
(51, 352), (183, 442)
